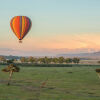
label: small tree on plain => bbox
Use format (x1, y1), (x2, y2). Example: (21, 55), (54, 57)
(2, 64), (20, 85)
(96, 69), (100, 79)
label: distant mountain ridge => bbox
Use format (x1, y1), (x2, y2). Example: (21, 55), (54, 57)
(0, 55), (21, 60)
(57, 51), (100, 59)
(1, 51), (100, 59)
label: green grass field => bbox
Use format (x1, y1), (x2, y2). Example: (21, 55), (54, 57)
(0, 65), (100, 100)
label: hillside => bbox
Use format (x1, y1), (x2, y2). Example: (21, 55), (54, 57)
(57, 51), (100, 59)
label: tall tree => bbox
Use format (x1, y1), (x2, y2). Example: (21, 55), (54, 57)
(58, 57), (65, 64)
(72, 58), (80, 64)
(65, 58), (72, 63)
(44, 57), (51, 64)
(28, 56), (34, 63)
(20, 57), (26, 63)
(0, 56), (6, 63)
(52, 58), (58, 64)
(2, 64), (20, 85)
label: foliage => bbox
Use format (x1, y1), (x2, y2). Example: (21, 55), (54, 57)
(20, 57), (80, 64)
(65, 58), (73, 63)
(0, 56), (6, 62)
(72, 57), (80, 64)
(2, 64), (20, 72)
(20, 57), (26, 63)
(58, 57), (65, 63)
(7, 59), (14, 64)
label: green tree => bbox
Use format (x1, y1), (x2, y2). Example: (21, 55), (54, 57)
(38, 57), (51, 64)
(65, 58), (72, 63)
(0, 56), (6, 62)
(44, 57), (50, 64)
(48, 58), (52, 64)
(39, 58), (45, 64)
(20, 57), (26, 63)
(52, 58), (58, 64)
(72, 58), (80, 64)
(58, 57), (65, 64)
(34, 58), (38, 64)
(7, 59), (14, 64)
(28, 56), (34, 63)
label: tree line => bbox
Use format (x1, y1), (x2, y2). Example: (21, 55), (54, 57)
(20, 56), (80, 64)
(0, 56), (80, 64)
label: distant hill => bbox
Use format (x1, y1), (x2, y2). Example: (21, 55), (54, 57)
(0, 55), (21, 60)
(57, 51), (100, 59)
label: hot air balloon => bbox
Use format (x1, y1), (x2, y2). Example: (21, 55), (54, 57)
(10, 16), (32, 43)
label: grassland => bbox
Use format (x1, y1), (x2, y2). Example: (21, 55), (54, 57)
(0, 65), (100, 100)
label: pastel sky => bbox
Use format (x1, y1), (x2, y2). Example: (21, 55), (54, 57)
(0, 0), (100, 56)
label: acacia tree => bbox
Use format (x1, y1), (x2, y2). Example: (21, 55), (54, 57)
(96, 69), (100, 79)
(28, 56), (34, 63)
(20, 57), (26, 63)
(0, 56), (6, 63)
(44, 57), (51, 64)
(7, 59), (14, 64)
(39, 57), (46, 64)
(58, 57), (65, 64)
(2, 64), (20, 85)
(52, 58), (58, 64)
(65, 58), (72, 63)
(72, 58), (80, 64)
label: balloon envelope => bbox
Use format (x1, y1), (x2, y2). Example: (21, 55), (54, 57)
(10, 16), (32, 41)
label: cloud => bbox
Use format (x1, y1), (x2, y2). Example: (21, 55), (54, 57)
(0, 32), (100, 56)
(0, 47), (99, 56)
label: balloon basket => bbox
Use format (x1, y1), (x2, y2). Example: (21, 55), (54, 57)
(19, 40), (22, 43)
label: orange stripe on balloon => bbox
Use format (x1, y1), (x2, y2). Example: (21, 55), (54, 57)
(12, 16), (21, 39)
(10, 17), (20, 39)
(21, 16), (25, 39)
